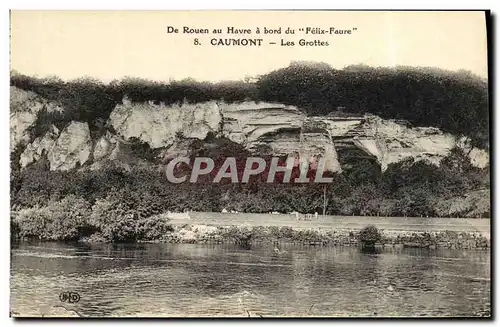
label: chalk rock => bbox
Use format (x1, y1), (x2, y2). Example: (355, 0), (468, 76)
(48, 121), (92, 171)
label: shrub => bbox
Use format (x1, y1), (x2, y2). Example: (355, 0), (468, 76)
(268, 225), (280, 239)
(14, 196), (92, 241)
(136, 216), (174, 241)
(223, 226), (254, 245)
(90, 199), (138, 242)
(293, 229), (322, 243)
(359, 225), (382, 247)
(47, 195), (93, 241)
(128, 137), (161, 162)
(279, 226), (295, 239)
(16, 206), (53, 240)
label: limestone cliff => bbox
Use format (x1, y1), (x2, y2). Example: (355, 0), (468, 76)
(220, 101), (305, 145)
(109, 98), (222, 149)
(19, 125), (60, 168)
(10, 86), (63, 153)
(10, 87), (489, 173)
(48, 121), (92, 171)
(19, 121), (92, 171)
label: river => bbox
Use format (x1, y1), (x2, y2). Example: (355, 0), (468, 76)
(10, 242), (490, 317)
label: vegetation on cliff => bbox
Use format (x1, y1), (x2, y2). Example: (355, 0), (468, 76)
(11, 144), (489, 224)
(11, 62), (488, 148)
(9, 63), (490, 242)
(10, 152), (489, 243)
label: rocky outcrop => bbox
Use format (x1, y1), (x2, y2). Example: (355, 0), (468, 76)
(222, 102), (341, 171)
(345, 116), (458, 171)
(11, 86), (489, 172)
(93, 131), (120, 161)
(110, 100), (344, 171)
(18, 121), (93, 171)
(19, 125), (60, 168)
(109, 98), (222, 149)
(47, 122), (92, 171)
(253, 124), (342, 172)
(10, 87), (63, 152)
(314, 115), (488, 171)
(220, 101), (305, 145)
(107, 99), (487, 172)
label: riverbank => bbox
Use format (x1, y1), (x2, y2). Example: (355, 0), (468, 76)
(12, 206), (490, 248)
(171, 212), (491, 233)
(156, 223), (490, 249)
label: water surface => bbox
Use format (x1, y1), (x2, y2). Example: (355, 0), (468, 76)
(10, 242), (490, 317)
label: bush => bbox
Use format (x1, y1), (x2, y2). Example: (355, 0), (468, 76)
(89, 195), (175, 242)
(359, 225), (382, 247)
(268, 225), (280, 239)
(16, 206), (53, 240)
(90, 198), (138, 242)
(293, 229), (322, 243)
(279, 226), (295, 239)
(48, 195), (93, 241)
(15, 196), (92, 241)
(136, 216), (174, 241)
(11, 146), (490, 220)
(223, 226), (255, 245)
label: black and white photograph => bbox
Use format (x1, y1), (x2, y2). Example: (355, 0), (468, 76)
(8, 10), (491, 318)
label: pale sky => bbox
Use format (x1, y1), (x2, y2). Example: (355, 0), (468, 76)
(10, 10), (488, 82)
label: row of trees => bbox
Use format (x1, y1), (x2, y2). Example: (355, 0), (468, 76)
(13, 194), (174, 242)
(10, 63), (490, 224)
(11, 146), (489, 219)
(11, 62), (488, 148)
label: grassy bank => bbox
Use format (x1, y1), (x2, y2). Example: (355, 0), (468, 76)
(161, 224), (490, 249)
(11, 203), (490, 249)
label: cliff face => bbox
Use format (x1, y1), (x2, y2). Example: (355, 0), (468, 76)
(10, 86), (63, 153)
(220, 102), (341, 171)
(220, 102), (305, 145)
(331, 116), (488, 171)
(11, 87), (488, 172)
(110, 98), (222, 149)
(19, 121), (92, 171)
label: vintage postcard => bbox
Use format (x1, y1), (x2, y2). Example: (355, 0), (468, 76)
(9, 10), (490, 318)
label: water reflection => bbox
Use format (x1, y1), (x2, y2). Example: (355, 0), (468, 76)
(360, 246), (383, 255)
(10, 242), (490, 317)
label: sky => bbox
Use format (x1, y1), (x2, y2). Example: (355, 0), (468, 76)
(10, 10), (488, 82)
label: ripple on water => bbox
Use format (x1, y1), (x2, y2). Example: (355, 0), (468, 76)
(10, 243), (490, 317)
